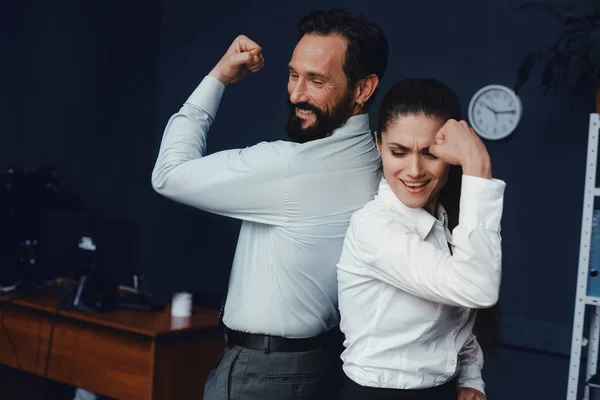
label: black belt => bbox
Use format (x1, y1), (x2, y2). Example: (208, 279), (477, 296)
(224, 327), (335, 353)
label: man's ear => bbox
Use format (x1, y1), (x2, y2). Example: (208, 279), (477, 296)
(354, 74), (379, 106)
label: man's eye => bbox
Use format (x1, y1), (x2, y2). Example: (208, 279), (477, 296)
(391, 152), (406, 157)
(422, 152), (438, 159)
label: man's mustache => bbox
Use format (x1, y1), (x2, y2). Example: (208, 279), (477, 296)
(287, 100), (323, 116)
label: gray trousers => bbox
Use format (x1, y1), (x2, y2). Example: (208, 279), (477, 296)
(203, 339), (344, 399)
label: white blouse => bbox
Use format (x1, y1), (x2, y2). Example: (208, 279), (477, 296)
(337, 175), (506, 394)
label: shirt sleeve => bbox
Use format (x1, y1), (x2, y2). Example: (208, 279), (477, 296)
(457, 331), (485, 394)
(354, 175), (505, 308)
(151, 76), (290, 225)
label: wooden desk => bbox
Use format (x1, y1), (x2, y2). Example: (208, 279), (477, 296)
(0, 291), (224, 399)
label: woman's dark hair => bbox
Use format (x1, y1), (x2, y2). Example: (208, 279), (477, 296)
(375, 78), (500, 352)
(297, 8), (388, 108)
(374, 78), (461, 143)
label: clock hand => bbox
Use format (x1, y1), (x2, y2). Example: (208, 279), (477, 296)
(496, 110), (517, 115)
(483, 104), (498, 120)
(483, 104), (496, 113)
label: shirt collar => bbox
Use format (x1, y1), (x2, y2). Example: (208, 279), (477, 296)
(376, 178), (448, 240)
(331, 113), (370, 137)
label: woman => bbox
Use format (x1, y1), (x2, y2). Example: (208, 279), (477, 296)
(337, 78), (505, 400)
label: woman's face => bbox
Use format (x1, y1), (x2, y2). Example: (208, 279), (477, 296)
(376, 113), (449, 214)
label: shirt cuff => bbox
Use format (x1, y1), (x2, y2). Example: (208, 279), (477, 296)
(459, 175), (506, 231)
(458, 379), (486, 395)
(185, 75), (226, 120)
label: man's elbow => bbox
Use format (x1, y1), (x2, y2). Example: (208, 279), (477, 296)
(473, 295), (498, 309)
(470, 286), (499, 309)
(151, 168), (191, 205)
(151, 169), (168, 196)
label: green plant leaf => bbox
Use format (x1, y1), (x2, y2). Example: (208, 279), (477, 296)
(565, 9), (593, 24)
(515, 1), (600, 96)
(551, 27), (586, 52)
(588, 40), (600, 80)
(514, 2), (580, 23)
(567, 54), (584, 87)
(590, 0), (600, 15)
(589, 14), (600, 28)
(564, 18), (594, 31)
(515, 51), (543, 93)
(541, 54), (569, 94)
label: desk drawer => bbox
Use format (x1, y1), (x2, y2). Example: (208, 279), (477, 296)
(47, 318), (153, 400)
(0, 307), (53, 376)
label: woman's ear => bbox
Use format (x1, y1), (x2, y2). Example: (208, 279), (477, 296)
(374, 131), (382, 155)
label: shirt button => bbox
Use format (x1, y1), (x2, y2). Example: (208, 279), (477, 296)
(449, 360), (456, 366)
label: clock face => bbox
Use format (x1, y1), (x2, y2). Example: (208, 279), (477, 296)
(467, 85), (522, 140)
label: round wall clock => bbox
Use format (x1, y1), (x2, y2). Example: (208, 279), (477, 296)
(467, 84), (522, 140)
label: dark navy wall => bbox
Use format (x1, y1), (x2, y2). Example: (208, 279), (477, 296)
(1, 0), (594, 396)
(156, 0), (593, 355)
(1, 0), (163, 284)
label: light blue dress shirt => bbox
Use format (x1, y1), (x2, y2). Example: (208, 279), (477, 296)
(152, 76), (380, 337)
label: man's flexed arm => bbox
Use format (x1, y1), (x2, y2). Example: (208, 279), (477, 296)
(152, 36), (289, 225)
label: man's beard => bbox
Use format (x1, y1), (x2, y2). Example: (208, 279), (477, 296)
(285, 91), (355, 144)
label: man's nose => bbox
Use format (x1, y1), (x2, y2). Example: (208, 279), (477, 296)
(289, 79), (309, 104)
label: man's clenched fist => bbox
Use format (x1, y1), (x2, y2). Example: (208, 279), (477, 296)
(209, 35), (265, 86)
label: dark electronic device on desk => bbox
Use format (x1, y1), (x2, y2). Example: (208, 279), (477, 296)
(42, 211), (166, 313)
(115, 272), (167, 312)
(60, 236), (115, 312)
(116, 286), (167, 312)
(57, 236), (115, 312)
(0, 166), (76, 288)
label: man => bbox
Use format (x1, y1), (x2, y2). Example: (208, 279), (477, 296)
(151, 8), (388, 399)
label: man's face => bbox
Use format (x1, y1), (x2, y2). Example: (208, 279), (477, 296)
(285, 33), (357, 143)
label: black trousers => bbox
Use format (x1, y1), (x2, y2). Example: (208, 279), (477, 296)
(339, 375), (457, 400)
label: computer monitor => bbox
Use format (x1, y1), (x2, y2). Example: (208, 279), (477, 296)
(39, 210), (142, 289)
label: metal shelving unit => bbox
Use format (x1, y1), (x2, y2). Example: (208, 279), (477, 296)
(568, 113), (600, 400)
